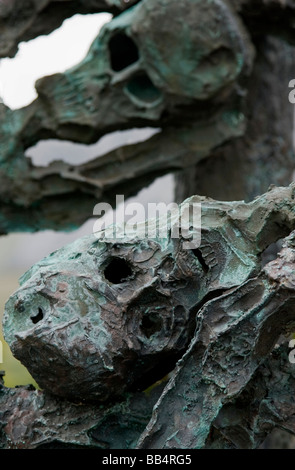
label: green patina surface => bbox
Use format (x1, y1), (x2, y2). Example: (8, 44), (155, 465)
(0, 0), (295, 450)
(0, 0), (254, 234)
(3, 184), (295, 407)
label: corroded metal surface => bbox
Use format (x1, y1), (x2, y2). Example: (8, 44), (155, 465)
(0, 0), (139, 58)
(1, 0), (295, 233)
(3, 184), (295, 403)
(0, 370), (165, 449)
(1, 0), (256, 232)
(2, 185), (295, 448)
(1, 344), (295, 449)
(138, 232), (295, 448)
(1, 0), (295, 451)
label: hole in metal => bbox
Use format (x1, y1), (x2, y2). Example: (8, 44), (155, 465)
(25, 127), (161, 167)
(104, 257), (133, 284)
(192, 248), (209, 273)
(31, 307), (44, 324)
(109, 33), (139, 72)
(141, 312), (163, 338)
(126, 73), (162, 104)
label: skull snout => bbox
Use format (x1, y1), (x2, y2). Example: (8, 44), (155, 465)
(3, 290), (51, 346)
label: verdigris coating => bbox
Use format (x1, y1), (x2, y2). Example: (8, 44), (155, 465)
(138, 230), (295, 448)
(1, 0), (295, 450)
(0, 0), (254, 233)
(3, 184), (295, 402)
(0, 0), (295, 234)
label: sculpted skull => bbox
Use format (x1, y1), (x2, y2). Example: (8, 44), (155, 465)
(34, 0), (253, 141)
(4, 185), (295, 403)
(0, 0), (254, 234)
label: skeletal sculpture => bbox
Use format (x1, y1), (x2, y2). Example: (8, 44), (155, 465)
(1, 0), (295, 450)
(0, 0), (270, 233)
(1, 0), (295, 232)
(2, 184), (295, 448)
(3, 184), (295, 402)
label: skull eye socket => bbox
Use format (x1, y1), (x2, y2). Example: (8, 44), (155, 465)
(108, 33), (139, 72)
(125, 73), (162, 105)
(104, 257), (133, 284)
(140, 312), (163, 338)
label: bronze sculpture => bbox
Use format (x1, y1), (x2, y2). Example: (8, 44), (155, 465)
(1, 0), (295, 449)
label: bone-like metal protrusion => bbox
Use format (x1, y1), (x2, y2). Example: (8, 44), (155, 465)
(0, 104), (246, 233)
(18, 0), (253, 146)
(0, 0), (255, 233)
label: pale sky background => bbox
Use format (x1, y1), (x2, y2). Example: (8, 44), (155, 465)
(0, 13), (112, 109)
